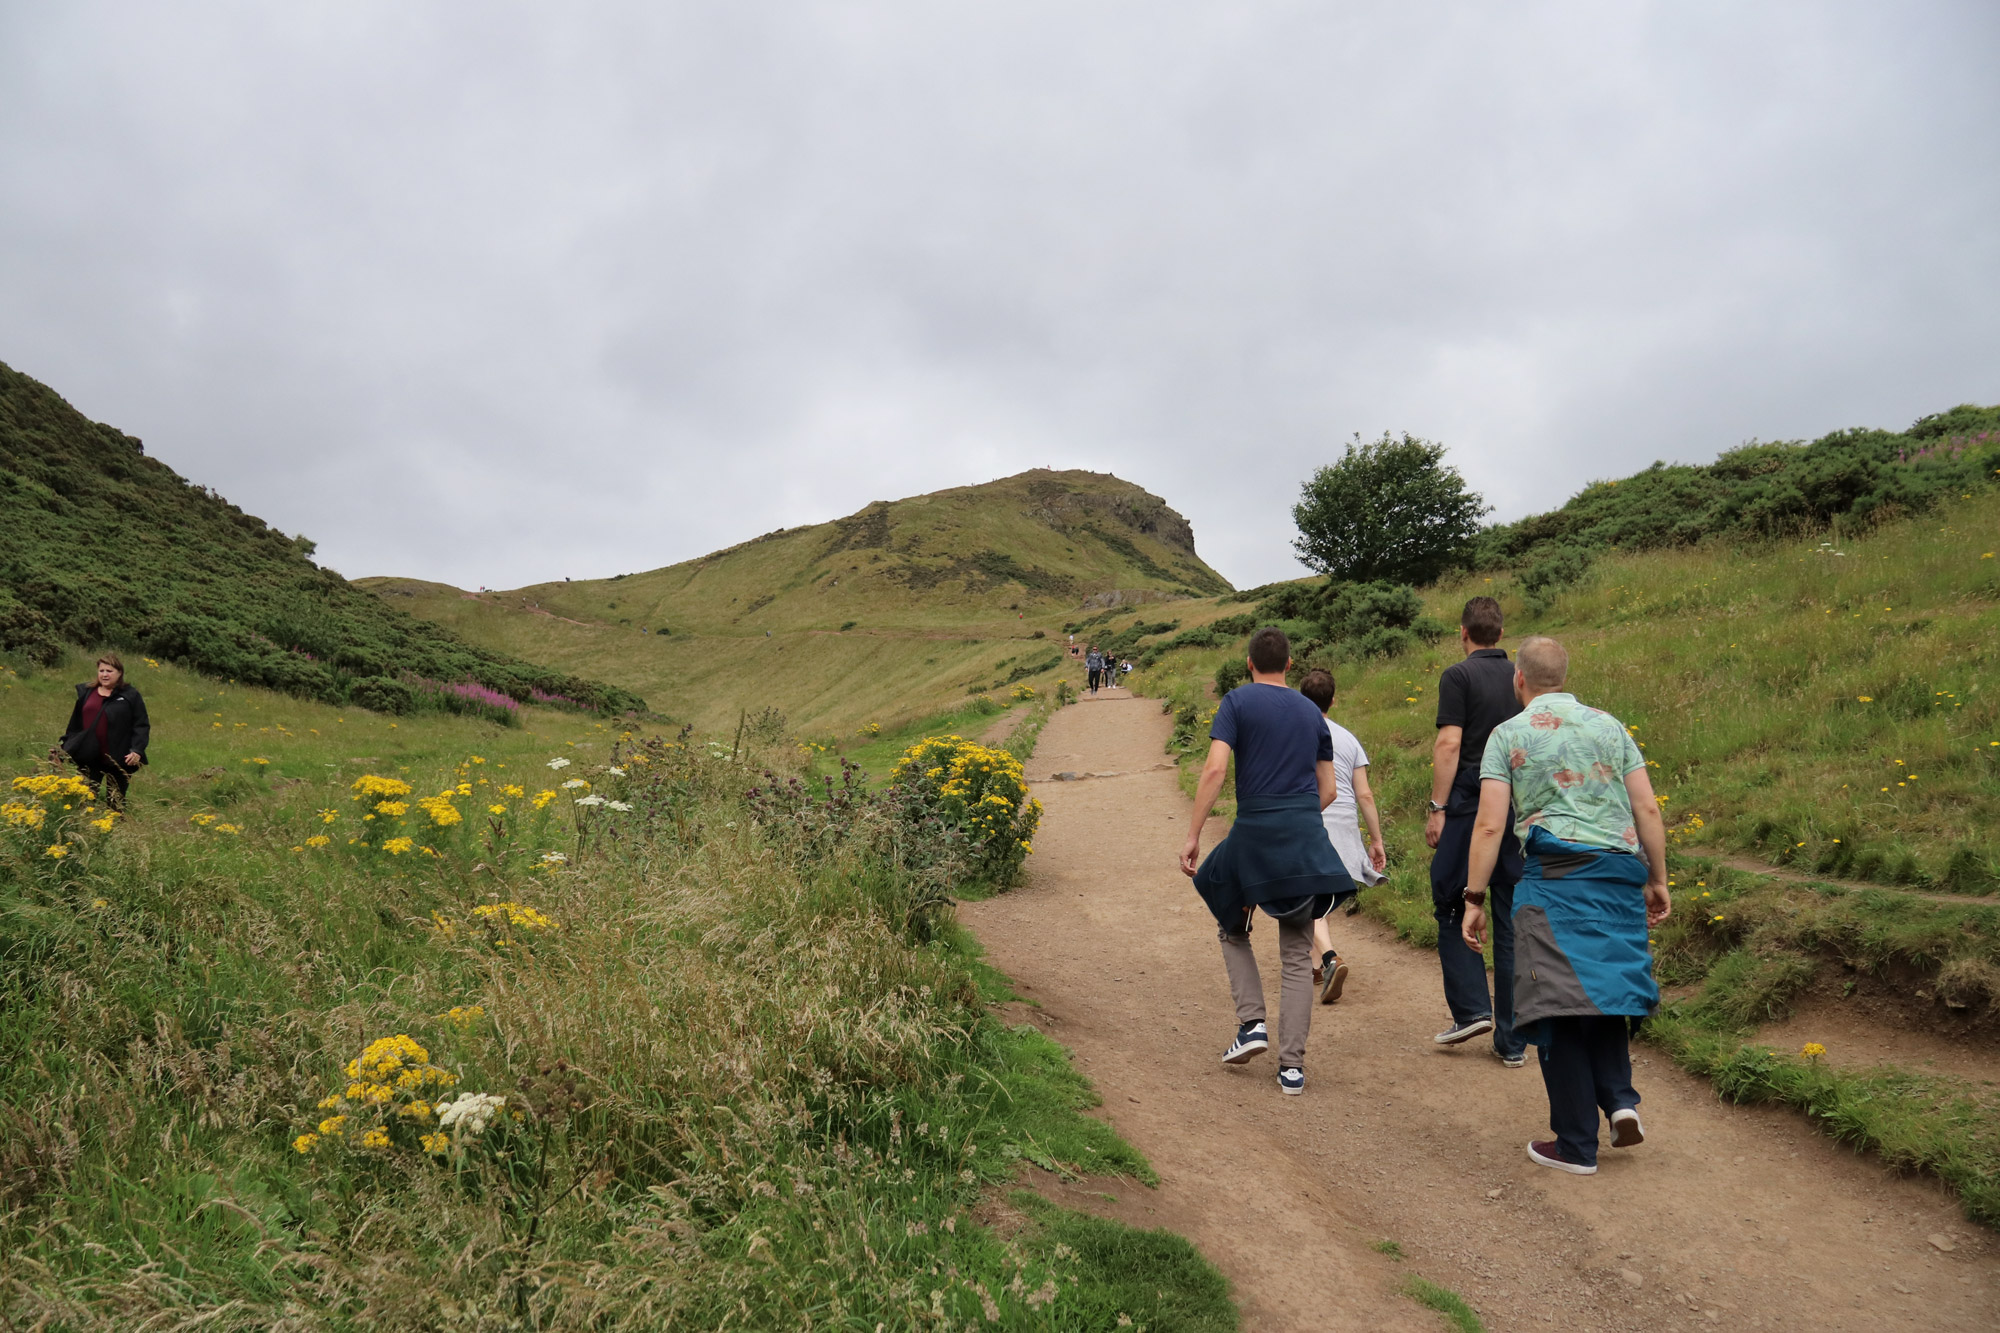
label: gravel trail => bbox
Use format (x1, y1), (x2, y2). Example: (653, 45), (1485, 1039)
(959, 692), (1998, 1332)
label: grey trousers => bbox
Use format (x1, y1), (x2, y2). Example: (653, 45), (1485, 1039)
(1218, 903), (1317, 1068)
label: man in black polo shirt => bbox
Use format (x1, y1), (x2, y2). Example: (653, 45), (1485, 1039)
(1424, 596), (1527, 1063)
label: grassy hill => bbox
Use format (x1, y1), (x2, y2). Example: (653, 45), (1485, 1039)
(361, 469), (1233, 734)
(0, 360), (642, 718)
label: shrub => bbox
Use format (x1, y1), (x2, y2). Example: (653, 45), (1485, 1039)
(891, 736), (1042, 887)
(1292, 431), (1490, 583)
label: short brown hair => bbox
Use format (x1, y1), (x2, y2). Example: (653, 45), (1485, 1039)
(1461, 596), (1503, 647)
(1517, 636), (1569, 689)
(1298, 668), (1336, 712)
(95, 652), (126, 682)
(1247, 626), (1290, 673)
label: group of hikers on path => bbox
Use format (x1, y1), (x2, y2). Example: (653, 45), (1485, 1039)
(1080, 646), (1130, 694)
(1178, 598), (1671, 1175)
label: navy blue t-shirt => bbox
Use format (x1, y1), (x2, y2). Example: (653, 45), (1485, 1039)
(1209, 683), (1333, 798)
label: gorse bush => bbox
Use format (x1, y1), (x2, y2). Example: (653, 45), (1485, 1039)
(0, 360), (642, 717)
(1473, 402), (2000, 568)
(892, 735), (1043, 887)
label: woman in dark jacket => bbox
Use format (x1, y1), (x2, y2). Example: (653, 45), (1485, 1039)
(59, 653), (150, 809)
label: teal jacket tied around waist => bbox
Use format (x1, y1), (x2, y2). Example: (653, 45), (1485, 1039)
(1511, 825), (1659, 1045)
(1193, 792), (1354, 927)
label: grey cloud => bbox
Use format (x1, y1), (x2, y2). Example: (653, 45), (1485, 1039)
(2, 1), (1995, 590)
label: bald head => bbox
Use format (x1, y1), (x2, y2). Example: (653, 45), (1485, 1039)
(1517, 636), (1569, 691)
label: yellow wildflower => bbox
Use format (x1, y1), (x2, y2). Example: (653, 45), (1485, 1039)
(1801, 1042), (1827, 1059)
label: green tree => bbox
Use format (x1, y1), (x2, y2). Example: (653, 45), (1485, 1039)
(1291, 432), (1488, 584)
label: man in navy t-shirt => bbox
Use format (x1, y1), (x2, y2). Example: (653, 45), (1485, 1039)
(1182, 627), (1353, 1095)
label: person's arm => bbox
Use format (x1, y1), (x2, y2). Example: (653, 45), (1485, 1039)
(125, 689), (150, 768)
(1181, 739), (1233, 876)
(1426, 725), (1462, 848)
(1317, 758), (1338, 812)
(1351, 765), (1386, 872)
(1459, 777), (1514, 952)
(1623, 767), (1672, 927)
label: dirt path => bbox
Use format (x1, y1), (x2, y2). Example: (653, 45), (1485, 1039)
(1714, 854), (1996, 906)
(959, 694), (2000, 1332)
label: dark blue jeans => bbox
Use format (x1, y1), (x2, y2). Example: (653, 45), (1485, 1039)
(1434, 881), (1523, 1057)
(1536, 1015), (1640, 1166)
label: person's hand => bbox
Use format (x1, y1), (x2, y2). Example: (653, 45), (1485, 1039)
(1370, 843), (1387, 873)
(123, 752), (141, 769)
(1424, 809), (1445, 849)
(1180, 830), (1202, 877)
(1644, 879), (1672, 927)
(1461, 901), (1488, 952)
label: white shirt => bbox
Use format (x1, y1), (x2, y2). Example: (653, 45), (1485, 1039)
(1320, 717), (1382, 884)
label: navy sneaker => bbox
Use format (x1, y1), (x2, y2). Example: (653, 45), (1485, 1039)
(1434, 1016), (1495, 1046)
(1277, 1066), (1305, 1095)
(1528, 1139), (1597, 1175)
(1222, 1021), (1269, 1065)
(1609, 1107), (1645, 1148)
(1492, 1047), (1527, 1069)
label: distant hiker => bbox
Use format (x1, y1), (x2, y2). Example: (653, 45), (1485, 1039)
(1460, 636), (1671, 1175)
(1181, 627), (1353, 1096)
(1085, 647), (1104, 693)
(1426, 596), (1528, 1065)
(1120, 659), (1134, 686)
(1297, 668), (1385, 1005)
(58, 653), (149, 810)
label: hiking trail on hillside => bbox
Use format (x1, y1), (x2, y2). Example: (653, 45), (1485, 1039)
(958, 693), (1999, 1332)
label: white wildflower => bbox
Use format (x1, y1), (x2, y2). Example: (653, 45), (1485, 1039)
(546, 757), (571, 770)
(605, 766), (626, 777)
(436, 1091), (506, 1134)
(561, 778), (589, 789)
(605, 799), (633, 812)
(574, 794), (606, 807)
(540, 851), (567, 865)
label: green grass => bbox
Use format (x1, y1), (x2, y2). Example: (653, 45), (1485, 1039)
(0, 655), (1230, 1327)
(1401, 1276), (1485, 1332)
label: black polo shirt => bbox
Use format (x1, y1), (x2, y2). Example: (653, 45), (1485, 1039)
(1436, 647), (1520, 780)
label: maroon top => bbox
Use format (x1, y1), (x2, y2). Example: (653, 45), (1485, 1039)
(80, 690), (112, 759)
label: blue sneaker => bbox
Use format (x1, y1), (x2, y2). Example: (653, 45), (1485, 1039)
(1221, 1021), (1269, 1064)
(1277, 1067), (1305, 1095)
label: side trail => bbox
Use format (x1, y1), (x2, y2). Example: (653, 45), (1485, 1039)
(958, 691), (1998, 1332)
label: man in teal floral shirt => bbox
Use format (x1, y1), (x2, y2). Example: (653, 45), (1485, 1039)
(1460, 637), (1672, 1175)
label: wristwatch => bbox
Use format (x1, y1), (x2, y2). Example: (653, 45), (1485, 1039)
(1427, 800), (1447, 814)
(1462, 887), (1487, 906)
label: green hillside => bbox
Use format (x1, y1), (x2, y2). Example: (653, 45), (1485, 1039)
(361, 469), (1233, 733)
(0, 361), (642, 718)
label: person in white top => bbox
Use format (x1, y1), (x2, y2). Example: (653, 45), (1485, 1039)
(1298, 668), (1386, 1004)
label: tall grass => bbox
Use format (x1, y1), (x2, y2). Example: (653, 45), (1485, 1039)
(0, 666), (1231, 1328)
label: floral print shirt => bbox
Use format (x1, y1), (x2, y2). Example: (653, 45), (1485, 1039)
(1479, 692), (1646, 852)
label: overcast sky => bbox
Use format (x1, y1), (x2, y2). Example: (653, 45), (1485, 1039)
(3, 3), (1996, 591)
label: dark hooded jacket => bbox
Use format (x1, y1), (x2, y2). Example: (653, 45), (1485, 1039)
(60, 681), (150, 769)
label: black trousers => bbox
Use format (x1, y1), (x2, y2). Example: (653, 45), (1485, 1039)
(75, 757), (131, 810)
(1536, 1015), (1640, 1167)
